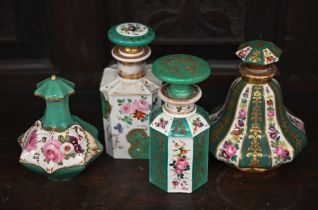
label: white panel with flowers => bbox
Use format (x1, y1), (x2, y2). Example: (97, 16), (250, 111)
(236, 46), (252, 61)
(215, 84), (253, 166)
(108, 95), (153, 159)
(167, 137), (193, 193)
(19, 121), (99, 174)
(186, 113), (209, 137)
(264, 85), (294, 167)
(150, 112), (174, 136)
(263, 48), (279, 65)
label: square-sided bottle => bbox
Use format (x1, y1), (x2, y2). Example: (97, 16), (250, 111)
(100, 23), (161, 159)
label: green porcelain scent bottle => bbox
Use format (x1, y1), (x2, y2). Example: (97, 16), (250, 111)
(100, 23), (161, 159)
(209, 40), (307, 172)
(18, 75), (103, 181)
(149, 54), (211, 193)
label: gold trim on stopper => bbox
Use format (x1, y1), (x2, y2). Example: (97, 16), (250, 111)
(239, 63), (277, 84)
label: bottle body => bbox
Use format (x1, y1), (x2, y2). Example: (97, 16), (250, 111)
(100, 64), (161, 159)
(18, 76), (103, 181)
(210, 77), (307, 172)
(149, 105), (210, 193)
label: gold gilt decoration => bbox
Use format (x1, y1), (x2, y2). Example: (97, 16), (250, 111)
(152, 132), (166, 186)
(210, 81), (245, 143)
(193, 133), (207, 186)
(269, 82), (303, 151)
(246, 87), (263, 167)
(164, 55), (199, 77)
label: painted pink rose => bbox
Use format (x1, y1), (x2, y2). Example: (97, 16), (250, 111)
(282, 150), (290, 158)
(274, 147), (290, 159)
(226, 145), (237, 157)
(133, 99), (149, 112)
(26, 129), (37, 152)
(239, 109), (247, 117)
(274, 146), (284, 157)
(174, 157), (189, 175)
(268, 110), (275, 118)
(120, 103), (135, 115)
(43, 140), (64, 163)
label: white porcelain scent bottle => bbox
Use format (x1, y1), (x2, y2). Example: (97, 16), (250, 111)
(100, 23), (161, 159)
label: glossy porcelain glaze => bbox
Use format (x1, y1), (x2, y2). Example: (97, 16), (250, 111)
(149, 54), (211, 193)
(18, 75), (103, 181)
(209, 40), (307, 172)
(100, 23), (161, 159)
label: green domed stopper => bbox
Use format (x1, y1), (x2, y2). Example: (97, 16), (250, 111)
(35, 75), (75, 100)
(236, 40), (282, 66)
(35, 75), (75, 129)
(108, 22), (155, 47)
(152, 54), (211, 99)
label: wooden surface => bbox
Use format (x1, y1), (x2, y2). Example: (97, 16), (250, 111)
(0, 92), (317, 210)
(1, 132), (317, 210)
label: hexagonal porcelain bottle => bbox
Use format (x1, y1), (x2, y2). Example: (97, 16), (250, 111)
(18, 75), (103, 181)
(210, 40), (307, 172)
(149, 54), (211, 193)
(100, 23), (161, 159)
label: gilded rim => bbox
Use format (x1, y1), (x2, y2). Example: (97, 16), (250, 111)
(163, 103), (196, 116)
(34, 91), (75, 101)
(118, 70), (146, 80)
(239, 63), (277, 84)
(112, 45), (150, 62)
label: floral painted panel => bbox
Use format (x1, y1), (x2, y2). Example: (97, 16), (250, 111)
(19, 121), (98, 174)
(108, 95), (153, 159)
(264, 85), (293, 166)
(167, 137), (193, 193)
(236, 46), (252, 61)
(150, 112), (174, 135)
(216, 85), (252, 165)
(117, 96), (150, 125)
(187, 113), (209, 137)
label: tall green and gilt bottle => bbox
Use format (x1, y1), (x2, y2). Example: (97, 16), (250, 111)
(149, 54), (211, 193)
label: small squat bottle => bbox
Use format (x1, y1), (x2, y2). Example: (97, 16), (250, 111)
(18, 75), (103, 181)
(100, 23), (161, 159)
(209, 40), (307, 172)
(149, 54), (211, 193)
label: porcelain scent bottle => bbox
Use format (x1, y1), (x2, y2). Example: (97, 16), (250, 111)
(18, 75), (103, 181)
(209, 40), (307, 172)
(100, 23), (161, 159)
(149, 54), (211, 193)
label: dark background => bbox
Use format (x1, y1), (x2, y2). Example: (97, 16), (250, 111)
(1, 0), (317, 138)
(1, 1), (318, 209)
(1, 0), (317, 141)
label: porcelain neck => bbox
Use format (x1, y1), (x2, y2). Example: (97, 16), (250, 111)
(117, 61), (146, 80)
(42, 97), (73, 130)
(239, 63), (277, 84)
(159, 84), (202, 117)
(163, 102), (196, 117)
(111, 45), (151, 80)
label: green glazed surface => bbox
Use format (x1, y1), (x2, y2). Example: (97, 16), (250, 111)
(35, 76), (74, 100)
(20, 76), (103, 181)
(152, 54), (211, 99)
(209, 78), (307, 170)
(108, 23), (155, 47)
(236, 40), (282, 66)
(149, 106), (209, 191)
